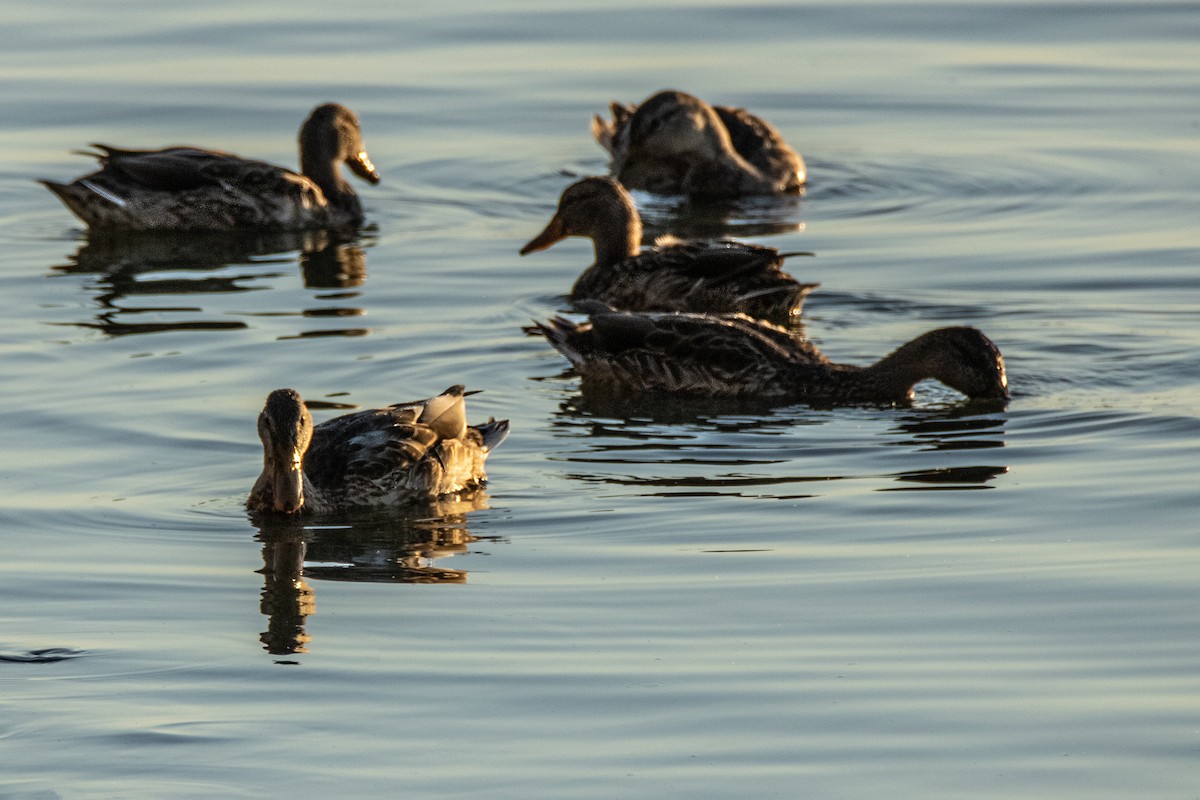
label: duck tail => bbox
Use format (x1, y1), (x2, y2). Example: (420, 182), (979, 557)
(591, 114), (616, 152)
(739, 281), (818, 302)
(474, 418), (510, 452)
(526, 316), (572, 344)
(525, 316), (586, 368)
(37, 179), (71, 199)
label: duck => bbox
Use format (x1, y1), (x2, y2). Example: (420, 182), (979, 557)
(40, 103), (380, 231)
(520, 177), (816, 322)
(527, 303), (1009, 406)
(247, 386), (509, 514)
(592, 90), (805, 196)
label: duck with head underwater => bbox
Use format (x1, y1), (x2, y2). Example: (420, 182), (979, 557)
(527, 302), (1009, 407)
(41, 103), (380, 231)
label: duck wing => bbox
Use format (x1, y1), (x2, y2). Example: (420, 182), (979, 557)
(592, 101), (636, 157)
(648, 239), (786, 279)
(87, 145), (284, 192)
(533, 306), (819, 397)
(302, 405), (435, 492)
(577, 240), (816, 320)
(712, 105), (805, 190)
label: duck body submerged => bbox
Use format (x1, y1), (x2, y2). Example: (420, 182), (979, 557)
(593, 90), (805, 196)
(248, 386), (509, 515)
(41, 103), (379, 231)
(521, 177), (815, 322)
(529, 305), (1009, 407)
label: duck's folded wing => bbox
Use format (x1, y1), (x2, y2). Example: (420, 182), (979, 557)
(647, 240), (785, 281)
(90, 146), (239, 191)
(587, 309), (796, 365)
(93, 144), (296, 194)
(305, 407), (432, 486)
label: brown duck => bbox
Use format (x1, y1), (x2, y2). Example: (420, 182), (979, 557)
(592, 90), (805, 196)
(41, 103), (380, 231)
(520, 177), (816, 322)
(248, 386), (509, 514)
(528, 303), (1009, 406)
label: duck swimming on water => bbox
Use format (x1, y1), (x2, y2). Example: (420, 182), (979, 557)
(528, 303), (1009, 407)
(592, 90), (805, 197)
(248, 386), (509, 515)
(41, 103), (380, 231)
(520, 177), (816, 322)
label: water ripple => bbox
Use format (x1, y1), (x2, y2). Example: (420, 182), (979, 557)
(0, 647), (87, 664)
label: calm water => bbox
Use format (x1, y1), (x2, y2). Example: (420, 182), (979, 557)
(2, 1), (1198, 797)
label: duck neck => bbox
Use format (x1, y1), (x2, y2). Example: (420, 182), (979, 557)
(694, 119), (774, 194)
(301, 156), (360, 216)
(688, 149), (772, 196)
(591, 203), (642, 268)
(833, 337), (943, 404)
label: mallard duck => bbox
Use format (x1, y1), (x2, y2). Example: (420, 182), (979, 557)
(527, 304), (1009, 406)
(41, 103), (380, 231)
(592, 90), (805, 196)
(247, 386), (509, 514)
(520, 177), (816, 321)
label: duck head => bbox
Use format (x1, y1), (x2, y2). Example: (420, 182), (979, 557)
(253, 388), (315, 514)
(624, 90), (738, 163)
(520, 177), (641, 263)
(885, 327), (1011, 403)
(299, 103), (381, 188)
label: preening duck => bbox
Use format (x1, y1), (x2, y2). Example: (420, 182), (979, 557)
(248, 386), (509, 514)
(528, 304), (1009, 406)
(520, 177), (816, 322)
(592, 90), (805, 196)
(41, 103), (380, 231)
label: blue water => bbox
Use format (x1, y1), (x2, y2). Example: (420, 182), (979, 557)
(1, 2), (1197, 798)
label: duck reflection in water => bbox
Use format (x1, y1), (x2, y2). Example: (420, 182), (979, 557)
(540, 385), (1010, 498)
(49, 228), (371, 336)
(884, 407), (1009, 490)
(254, 493), (501, 657)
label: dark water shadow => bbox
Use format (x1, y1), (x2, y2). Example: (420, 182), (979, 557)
(546, 378), (804, 430)
(543, 384), (1009, 496)
(883, 409), (1009, 490)
(633, 191), (808, 241)
(888, 406), (1009, 452)
(544, 367), (1009, 420)
(250, 493), (502, 659)
(47, 228), (373, 337)
(0, 646), (88, 664)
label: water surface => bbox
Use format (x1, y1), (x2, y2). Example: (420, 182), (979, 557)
(1, 2), (1197, 798)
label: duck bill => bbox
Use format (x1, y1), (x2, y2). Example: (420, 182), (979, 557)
(271, 455), (306, 513)
(519, 216), (566, 255)
(348, 150), (381, 184)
